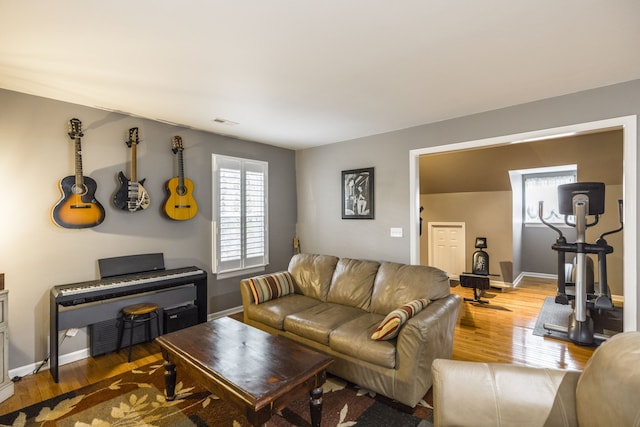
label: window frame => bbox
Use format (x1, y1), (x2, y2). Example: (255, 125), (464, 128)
(212, 154), (269, 278)
(522, 168), (577, 225)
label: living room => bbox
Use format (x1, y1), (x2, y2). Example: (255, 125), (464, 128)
(1, 2), (640, 425)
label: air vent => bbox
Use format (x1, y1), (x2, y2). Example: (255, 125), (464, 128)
(212, 117), (238, 126)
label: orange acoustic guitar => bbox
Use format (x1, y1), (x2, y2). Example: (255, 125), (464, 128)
(51, 118), (106, 228)
(163, 136), (198, 220)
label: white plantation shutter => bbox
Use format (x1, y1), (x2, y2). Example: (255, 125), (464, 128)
(213, 155), (268, 276)
(245, 167), (265, 259)
(219, 165), (242, 263)
(524, 170), (576, 224)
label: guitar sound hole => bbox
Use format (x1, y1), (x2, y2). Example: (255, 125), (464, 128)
(72, 184), (88, 196)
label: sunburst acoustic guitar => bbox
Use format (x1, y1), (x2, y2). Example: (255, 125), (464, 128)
(163, 136), (198, 220)
(51, 118), (106, 228)
(113, 127), (150, 212)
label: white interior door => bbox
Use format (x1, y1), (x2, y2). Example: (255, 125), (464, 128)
(427, 222), (466, 279)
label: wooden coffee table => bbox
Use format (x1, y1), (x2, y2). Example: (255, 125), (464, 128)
(156, 317), (333, 426)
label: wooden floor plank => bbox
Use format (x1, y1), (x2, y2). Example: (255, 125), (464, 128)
(450, 280), (595, 370)
(1, 279), (597, 415)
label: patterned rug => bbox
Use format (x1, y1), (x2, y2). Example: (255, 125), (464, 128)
(0, 363), (434, 426)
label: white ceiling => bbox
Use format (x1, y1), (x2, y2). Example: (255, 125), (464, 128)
(2, 1), (640, 150)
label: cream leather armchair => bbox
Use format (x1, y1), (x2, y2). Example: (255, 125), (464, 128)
(431, 332), (640, 427)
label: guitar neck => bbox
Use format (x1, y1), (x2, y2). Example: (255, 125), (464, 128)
(178, 149), (185, 189)
(131, 143), (138, 181)
(74, 137), (84, 188)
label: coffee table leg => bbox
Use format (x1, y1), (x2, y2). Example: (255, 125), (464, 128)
(163, 360), (177, 401)
(309, 386), (323, 427)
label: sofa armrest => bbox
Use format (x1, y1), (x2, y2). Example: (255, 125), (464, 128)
(239, 278), (256, 306)
(397, 294), (461, 369)
(431, 359), (580, 427)
(392, 294), (461, 407)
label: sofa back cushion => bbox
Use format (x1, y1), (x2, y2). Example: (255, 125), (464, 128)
(288, 253), (339, 301)
(326, 258), (380, 309)
(369, 262), (450, 315)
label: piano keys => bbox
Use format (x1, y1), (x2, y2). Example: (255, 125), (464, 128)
(49, 255), (207, 383)
(53, 266), (205, 307)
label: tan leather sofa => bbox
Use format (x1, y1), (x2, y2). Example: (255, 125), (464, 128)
(431, 331), (640, 427)
(240, 253), (461, 407)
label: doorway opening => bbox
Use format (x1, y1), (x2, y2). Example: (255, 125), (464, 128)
(409, 115), (637, 331)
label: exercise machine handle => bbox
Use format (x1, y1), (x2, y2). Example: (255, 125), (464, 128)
(599, 199), (624, 240)
(538, 201), (564, 240)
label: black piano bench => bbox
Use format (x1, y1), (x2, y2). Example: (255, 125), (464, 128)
(117, 302), (161, 362)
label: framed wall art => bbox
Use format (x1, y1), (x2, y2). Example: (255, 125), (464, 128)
(342, 167), (374, 219)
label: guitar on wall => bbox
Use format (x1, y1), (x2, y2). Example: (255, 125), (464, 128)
(113, 127), (150, 212)
(163, 135), (198, 220)
(51, 118), (106, 228)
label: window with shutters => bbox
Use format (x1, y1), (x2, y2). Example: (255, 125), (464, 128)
(212, 154), (268, 277)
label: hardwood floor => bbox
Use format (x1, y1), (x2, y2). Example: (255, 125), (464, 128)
(1, 279), (595, 415)
(450, 279), (595, 370)
(1, 342), (164, 415)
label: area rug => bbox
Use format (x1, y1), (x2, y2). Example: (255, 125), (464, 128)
(532, 296), (574, 339)
(533, 296), (623, 341)
(0, 363), (433, 427)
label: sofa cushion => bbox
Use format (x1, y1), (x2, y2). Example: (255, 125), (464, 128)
(330, 313), (397, 369)
(288, 254), (339, 301)
(283, 302), (367, 345)
(326, 258), (380, 309)
(576, 331), (640, 427)
(248, 271), (295, 304)
(244, 294), (321, 330)
(371, 298), (430, 340)
(370, 262), (450, 315)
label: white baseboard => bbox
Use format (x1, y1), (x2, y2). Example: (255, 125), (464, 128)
(489, 279), (513, 289)
(514, 271), (557, 286)
(207, 306), (243, 321)
(8, 348), (89, 379)
(9, 306), (245, 380)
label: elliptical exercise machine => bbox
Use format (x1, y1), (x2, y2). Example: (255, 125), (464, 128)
(538, 182), (623, 345)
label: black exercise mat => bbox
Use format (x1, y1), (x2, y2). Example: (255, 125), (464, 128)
(533, 296), (574, 339)
(533, 296), (623, 341)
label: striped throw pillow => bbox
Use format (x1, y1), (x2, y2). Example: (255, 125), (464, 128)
(371, 298), (430, 341)
(248, 272), (295, 304)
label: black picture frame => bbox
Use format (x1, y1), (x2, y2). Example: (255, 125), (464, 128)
(342, 167), (374, 219)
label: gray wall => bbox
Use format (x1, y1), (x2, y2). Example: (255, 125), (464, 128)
(295, 79), (640, 330)
(521, 227), (576, 274)
(0, 89), (297, 369)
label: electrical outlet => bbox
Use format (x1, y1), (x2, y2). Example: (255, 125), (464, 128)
(66, 328), (79, 337)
